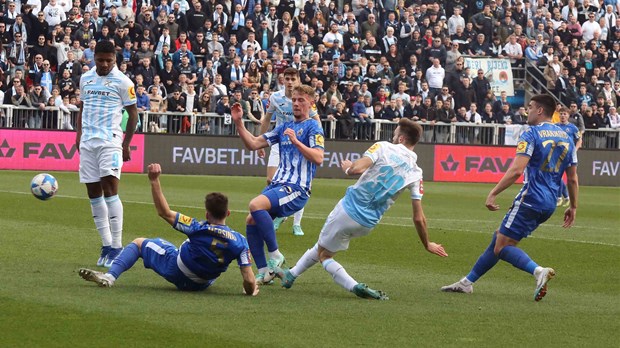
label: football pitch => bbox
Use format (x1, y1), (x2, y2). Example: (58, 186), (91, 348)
(0, 170), (618, 347)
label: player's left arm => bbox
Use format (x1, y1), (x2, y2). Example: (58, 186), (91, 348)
(563, 164), (579, 228)
(486, 155), (529, 211)
(120, 80), (138, 161)
(147, 163), (177, 226)
(240, 265), (259, 296)
(283, 127), (324, 165)
(411, 198), (448, 257)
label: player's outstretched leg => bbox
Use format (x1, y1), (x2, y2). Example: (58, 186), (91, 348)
(274, 267), (297, 289)
(352, 283), (389, 300)
(79, 268), (115, 287)
(534, 267), (555, 302)
(292, 208), (305, 236)
(441, 233), (499, 294)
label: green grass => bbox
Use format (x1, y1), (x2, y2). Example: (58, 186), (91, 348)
(1, 170), (619, 347)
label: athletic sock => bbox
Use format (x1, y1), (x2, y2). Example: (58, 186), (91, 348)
(498, 245), (539, 275)
(293, 208), (304, 226)
(290, 244), (319, 277)
(105, 195), (123, 248)
(246, 224), (267, 269)
(466, 233), (500, 283)
(268, 250), (283, 260)
(322, 258), (357, 292)
(251, 210), (278, 252)
(90, 196), (111, 246)
(108, 242), (140, 280)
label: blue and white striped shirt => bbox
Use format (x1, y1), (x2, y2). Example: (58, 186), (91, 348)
(263, 119), (324, 191)
(79, 66), (136, 142)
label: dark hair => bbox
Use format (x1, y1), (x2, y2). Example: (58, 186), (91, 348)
(282, 67), (300, 77)
(530, 94), (556, 118)
(205, 192), (228, 220)
(397, 118), (422, 146)
(95, 40), (115, 54)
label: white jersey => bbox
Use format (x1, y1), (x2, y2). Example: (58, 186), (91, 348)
(267, 89), (318, 126)
(343, 142), (424, 228)
(80, 66), (137, 142)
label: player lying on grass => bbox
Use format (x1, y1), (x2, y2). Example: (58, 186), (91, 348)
(441, 94), (579, 301)
(78, 163), (259, 296)
(274, 118), (448, 300)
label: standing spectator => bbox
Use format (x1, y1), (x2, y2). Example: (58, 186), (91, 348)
(425, 58), (445, 95)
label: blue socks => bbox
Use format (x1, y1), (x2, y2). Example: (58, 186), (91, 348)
(251, 210), (278, 252)
(246, 224), (267, 269)
(108, 242), (140, 279)
(466, 233), (500, 282)
(498, 246), (539, 275)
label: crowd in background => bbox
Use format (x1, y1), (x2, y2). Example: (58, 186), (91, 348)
(0, 0), (619, 144)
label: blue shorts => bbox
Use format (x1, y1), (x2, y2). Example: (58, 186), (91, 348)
(261, 183), (309, 218)
(498, 201), (554, 241)
(141, 238), (214, 291)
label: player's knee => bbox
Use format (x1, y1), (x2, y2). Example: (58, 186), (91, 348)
(248, 197), (268, 212)
(132, 238), (146, 251)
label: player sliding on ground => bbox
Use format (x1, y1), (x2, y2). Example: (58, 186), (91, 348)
(441, 94), (579, 301)
(78, 163), (259, 296)
(274, 118), (448, 300)
(232, 85), (325, 285)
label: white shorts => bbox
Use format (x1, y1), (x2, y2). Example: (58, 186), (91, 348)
(267, 143), (280, 168)
(79, 138), (123, 184)
(318, 199), (372, 252)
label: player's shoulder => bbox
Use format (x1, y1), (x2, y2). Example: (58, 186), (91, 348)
(80, 69), (97, 84)
(110, 67), (134, 85)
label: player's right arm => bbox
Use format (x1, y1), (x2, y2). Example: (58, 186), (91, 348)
(75, 101), (83, 152)
(147, 163), (177, 225)
(232, 103), (270, 150)
(341, 142), (382, 175)
(486, 155), (529, 211)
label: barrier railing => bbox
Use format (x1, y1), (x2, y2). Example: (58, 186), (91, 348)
(2, 106), (619, 149)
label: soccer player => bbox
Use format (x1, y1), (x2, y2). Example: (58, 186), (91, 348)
(76, 40), (138, 268)
(78, 163), (259, 296)
(232, 84), (325, 284)
(274, 118), (448, 300)
(441, 94), (579, 301)
(555, 107), (582, 207)
(258, 67), (321, 236)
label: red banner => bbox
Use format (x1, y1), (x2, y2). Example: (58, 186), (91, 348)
(434, 145), (523, 183)
(0, 130), (144, 172)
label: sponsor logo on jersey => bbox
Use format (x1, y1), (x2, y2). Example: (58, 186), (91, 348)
(366, 143), (380, 154)
(128, 86), (136, 99)
(315, 134), (324, 147)
(516, 141), (527, 154)
(179, 214), (192, 226)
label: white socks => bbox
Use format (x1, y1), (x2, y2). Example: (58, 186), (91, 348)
(105, 195), (123, 248)
(290, 244), (320, 277)
(322, 258), (358, 292)
(268, 249), (283, 260)
(90, 197), (111, 246)
(293, 208), (304, 226)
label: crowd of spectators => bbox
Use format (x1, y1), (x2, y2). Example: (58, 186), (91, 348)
(0, 0), (618, 145)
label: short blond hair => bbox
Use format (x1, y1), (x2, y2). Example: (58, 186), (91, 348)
(293, 84), (316, 100)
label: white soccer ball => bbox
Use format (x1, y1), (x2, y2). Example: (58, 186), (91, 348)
(31, 173), (58, 200)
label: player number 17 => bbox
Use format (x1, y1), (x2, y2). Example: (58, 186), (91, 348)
(540, 140), (570, 173)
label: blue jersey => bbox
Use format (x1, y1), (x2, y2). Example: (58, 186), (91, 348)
(80, 66), (137, 142)
(263, 118), (325, 191)
(555, 122), (581, 145)
(173, 213), (252, 281)
(514, 123), (578, 211)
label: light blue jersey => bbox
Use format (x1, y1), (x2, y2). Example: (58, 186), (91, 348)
(263, 118), (325, 191)
(267, 89), (318, 126)
(513, 123), (578, 211)
(173, 212), (252, 282)
(80, 66), (137, 142)
(343, 142), (424, 228)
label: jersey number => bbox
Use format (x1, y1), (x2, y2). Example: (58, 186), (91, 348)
(541, 140), (570, 173)
(362, 166), (404, 205)
(210, 238), (229, 266)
